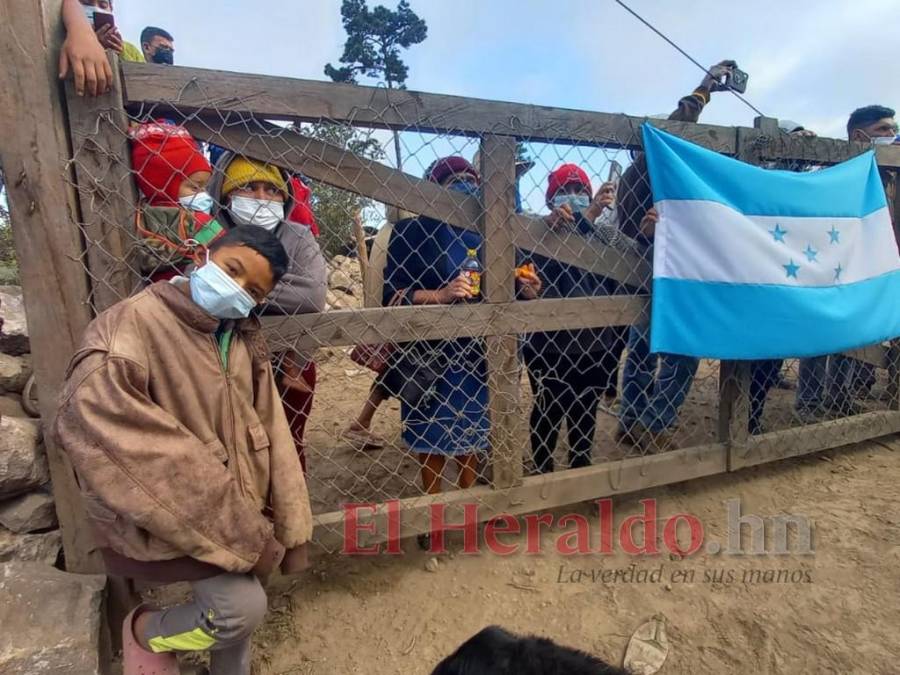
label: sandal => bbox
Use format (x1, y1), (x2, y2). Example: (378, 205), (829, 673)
(341, 425), (385, 450)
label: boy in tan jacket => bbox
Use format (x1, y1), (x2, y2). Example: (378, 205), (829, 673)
(55, 226), (312, 675)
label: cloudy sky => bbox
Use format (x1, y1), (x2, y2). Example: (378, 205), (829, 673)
(114, 0), (899, 209)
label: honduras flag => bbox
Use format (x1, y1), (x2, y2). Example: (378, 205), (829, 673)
(642, 123), (900, 359)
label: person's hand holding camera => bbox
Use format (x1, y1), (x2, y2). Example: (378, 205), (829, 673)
(700, 60), (738, 93)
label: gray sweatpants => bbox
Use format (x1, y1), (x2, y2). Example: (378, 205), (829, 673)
(142, 573), (267, 675)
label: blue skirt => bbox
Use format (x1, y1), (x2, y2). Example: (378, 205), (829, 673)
(401, 340), (489, 456)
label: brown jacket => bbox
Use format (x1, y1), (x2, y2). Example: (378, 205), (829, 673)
(55, 281), (312, 575)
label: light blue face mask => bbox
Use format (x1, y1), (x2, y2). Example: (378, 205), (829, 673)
(189, 257), (257, 320)
(552, 193), (590, 212)
(179, 191), (215, 214)
(448, 180), (480, 197)
(83, 6), (96, 23)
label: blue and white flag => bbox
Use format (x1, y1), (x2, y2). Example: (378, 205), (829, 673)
(642, 123), (900, 359)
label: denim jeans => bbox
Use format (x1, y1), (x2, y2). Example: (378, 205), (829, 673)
(619, 321), (699, 433)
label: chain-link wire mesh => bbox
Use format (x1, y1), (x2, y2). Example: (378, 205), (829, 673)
(61, 69), (900, 553)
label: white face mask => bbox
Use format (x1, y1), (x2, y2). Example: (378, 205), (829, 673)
(871, 135), (898, 146)
(228, 195), (284, 230)
(178, 191), (214, 214)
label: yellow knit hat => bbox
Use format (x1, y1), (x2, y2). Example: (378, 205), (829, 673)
(221, 157), (288, 199)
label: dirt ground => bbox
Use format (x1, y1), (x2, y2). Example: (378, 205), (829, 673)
(239, 435), (900, 674)
(151, 355), (899, 674)
(302, 351), (890, 516)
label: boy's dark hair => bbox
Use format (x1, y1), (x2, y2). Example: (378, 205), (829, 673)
(209, 226), (289, 283)
(140, 26), (174, 46)
(431, 626), (631, 675)
(847, 105), (895, 138)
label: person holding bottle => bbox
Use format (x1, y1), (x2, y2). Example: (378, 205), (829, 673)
(384, 157), (539, 547)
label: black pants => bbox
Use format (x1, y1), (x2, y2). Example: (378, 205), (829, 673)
(526, 350), (620, 473)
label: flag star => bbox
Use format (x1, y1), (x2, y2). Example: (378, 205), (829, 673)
(803, 244), (818, 262)
(769, 224), (787, 243)
(834, 263), (843, 282)
(828, 226), (840, 244)
(784, 259), (800, 279)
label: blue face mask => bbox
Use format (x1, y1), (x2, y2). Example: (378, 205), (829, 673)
(449, 180), (480, 196)
(179, 191), (214, 214)
(552, 194), (590, 212)
(189, 258), (257, 320)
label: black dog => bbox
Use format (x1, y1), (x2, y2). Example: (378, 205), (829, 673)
(431, 626), (630, 675)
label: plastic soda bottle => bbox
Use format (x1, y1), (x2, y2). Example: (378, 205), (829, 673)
(460, 248), (482, 297)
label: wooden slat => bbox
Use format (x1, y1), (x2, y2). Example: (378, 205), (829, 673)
(187, 121), (649, 284)
(65, 53), (141, 312)
(0, 0), (101, 574)
(750, 128), (900, 169)
(718, 360), (751, 467)
(729, 410), (900, 470)
(185, 119), (480, 234)
(480, 135), (522, 490)
(311, 442), (727, 551)
(123, 62), (900, 168)
(125, 63), (736, 153)
(511, 213), (650, 288)
(261, 295), (647, 351)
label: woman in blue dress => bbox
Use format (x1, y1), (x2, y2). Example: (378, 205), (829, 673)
(383, 157), (541, 506)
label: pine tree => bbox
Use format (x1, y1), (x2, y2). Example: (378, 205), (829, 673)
(324, 0), (427, 169)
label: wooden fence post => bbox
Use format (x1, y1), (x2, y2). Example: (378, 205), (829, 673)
(720, 116), (781, 468)
(0, 0), (103, 573)
(65, 53), (140, 312)
(480, 135), (522, 489)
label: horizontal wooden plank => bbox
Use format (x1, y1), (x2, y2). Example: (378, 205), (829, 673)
(748, 128), (900, 169)
(729, 410), (900, 470)
(123, 62), (736, 153)
(124, 63), (900, 168)
(185, 120), (481, 234)
(311, 442), (727, 551)
(261, 295), (647, 351)
(511, 214), (650, 289)
(187, 121), (649, 285)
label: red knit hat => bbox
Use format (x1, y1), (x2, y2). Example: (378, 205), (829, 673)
(426, 156), (480, 185)
(546, 163), (592, 206)
(130, 122), (212, 206)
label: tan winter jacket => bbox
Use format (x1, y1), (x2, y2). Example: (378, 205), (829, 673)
(55, 281), (313, 575)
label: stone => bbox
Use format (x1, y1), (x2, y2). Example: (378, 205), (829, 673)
(0, 353), (31, 393)
(326, 289), (355, 310)
(0, 286), (29, 356)
(0, 417), (48, 498)
(0, 490), (57, 533)
(0, 562), (106, 674)
(328, 268), (355, 292)
(0, 528), (62, 565)
(0, 394), (27, 417)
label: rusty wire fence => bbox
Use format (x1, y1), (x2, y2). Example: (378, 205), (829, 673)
(58, 58), (900, 554)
